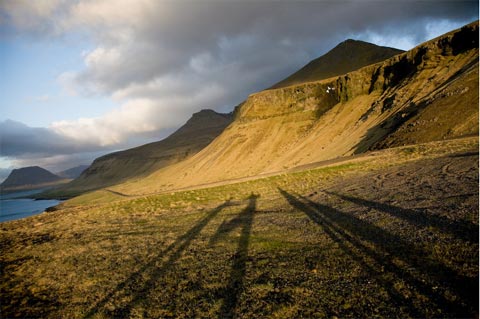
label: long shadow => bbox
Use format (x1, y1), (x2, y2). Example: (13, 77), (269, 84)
(278, 189), (478, 317)
(448, 151), (479, 158)
(104, 189), (134, 197)
(326, 192), (478, 243)
(83, 200), (233, 318)
(209, 194), (258, 319)
(279, 188), (426, 317)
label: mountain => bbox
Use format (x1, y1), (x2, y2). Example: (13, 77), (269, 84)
(104, 21), (478, 196)
(54, 109), (233, 195)
(0, 166), (67, 191)
(56, 165), (89, 179)
(271, 39), (404, 89)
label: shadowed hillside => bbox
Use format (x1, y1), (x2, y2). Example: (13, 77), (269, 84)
(271, 39), (404, 89)
(0, 166), (67, 191)
(107, 21), (478, 196)
(53, 110), (232, 195)
(56, 165), (89, 179)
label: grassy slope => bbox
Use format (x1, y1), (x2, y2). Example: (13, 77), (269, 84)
(48, 110), (232, 197)
(271, 39), (403, 89)
(1, 137), (478, 318)
(102, 22), (478, 197)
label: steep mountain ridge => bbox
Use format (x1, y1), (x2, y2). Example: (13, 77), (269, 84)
(108, 21), (478, 196)
(56, 109), (233, 194)
(271, 39), (404, 89)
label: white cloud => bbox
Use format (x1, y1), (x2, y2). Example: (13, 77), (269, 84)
(57, 72), (78, 96)
(24, 94), (52, 103)
(425, 19), (467, 40)
(35, 94), (50, 102)
(10, 152), (97, 173)
(350, 30), (418, 51)
(50, 99), (157, 146)
(0, 0), (63, 28)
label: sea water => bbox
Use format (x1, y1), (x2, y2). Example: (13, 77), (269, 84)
(0, 189), (61, 223)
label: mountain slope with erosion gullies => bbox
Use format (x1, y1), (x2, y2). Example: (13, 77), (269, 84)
(105, 21), (478, 197)
(51, 109), (232, 196)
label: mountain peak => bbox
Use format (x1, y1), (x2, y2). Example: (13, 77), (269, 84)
(271, 39), (404, 89)
(334, 38), (399, 51)
(341, 38), (362, 43)
(1, 166), (62, 190)
(192, 109), (232, 119)
(192, 109), (222, 118)
(173, 109), (233, 137)
(12, 165), (41, 171)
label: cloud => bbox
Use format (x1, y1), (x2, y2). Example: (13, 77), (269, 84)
(10, 152), (97, 174)
(0, 167), (11, 183)
(0, 0), (70, 36)
(0, 0), (477, 170)
(56, 1), (480, 96)
(0, 119), (99, 156)
(50, 98), (178, 146)
(35, 94), (50, 102)
(0, 119), (112, 174)
(0, 118), (175, 171)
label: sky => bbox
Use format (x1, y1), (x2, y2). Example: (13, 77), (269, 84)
(0, 0), (478, 181)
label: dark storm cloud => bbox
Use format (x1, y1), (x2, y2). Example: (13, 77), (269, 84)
(69, 1), (479, 95)
(0, 119), (115, 157)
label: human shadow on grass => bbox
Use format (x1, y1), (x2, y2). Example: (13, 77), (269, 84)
(83, 200), (234, 318)
(326, 191), (478, 243)
(278, 188), (478, 318)
(209, 194), (258, 319)
(448, 151), (479, 158)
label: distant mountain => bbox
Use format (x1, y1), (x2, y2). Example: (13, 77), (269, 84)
(0, 166), (67, 191)
(271, 39), (404, 89)
(52, 109), (233, 195)
(56, 165), (89, 179)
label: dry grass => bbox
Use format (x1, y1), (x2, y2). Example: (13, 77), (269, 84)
(1, 137), (478, 318)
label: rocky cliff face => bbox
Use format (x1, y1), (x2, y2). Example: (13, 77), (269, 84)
(239, 21), (479, 155)
(110, 21), (478, 196)
(242, 22), (478, 123)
